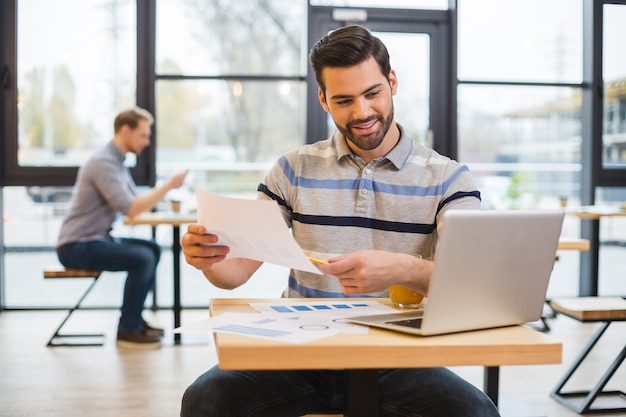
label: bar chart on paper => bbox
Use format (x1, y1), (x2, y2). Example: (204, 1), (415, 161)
(249, 300), (396, 315)
(266, 302), (372, 313)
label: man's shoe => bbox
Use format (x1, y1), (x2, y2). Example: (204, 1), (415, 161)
(142, 320), (165, 337)
(116, 330), (162, 349)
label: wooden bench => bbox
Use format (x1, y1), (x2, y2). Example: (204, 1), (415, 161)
(550, 297), (626, 414)
(44, 266), (104, 347)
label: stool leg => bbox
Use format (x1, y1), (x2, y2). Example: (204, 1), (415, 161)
(578, 344), (626, 413)
(551, 321), (626, 413)
(47, 277), (104, 347)
(551, 321), (610, 396)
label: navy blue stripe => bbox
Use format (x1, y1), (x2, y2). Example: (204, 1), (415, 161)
(258, 183), (293, 213)
(292, 212), (435, 234)
(437, 190), (482, 213)
(261, 183), (477, 234)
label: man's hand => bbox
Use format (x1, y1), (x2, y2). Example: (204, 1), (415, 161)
(181, 224), (230, 271)
(167, 171), (188, 190)
(181, 224), (262, 289)
(317, 250), (430, 296)
(127, 171), (189, 217)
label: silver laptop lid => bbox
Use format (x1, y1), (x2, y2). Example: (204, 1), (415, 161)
(419, 209), (564, 335)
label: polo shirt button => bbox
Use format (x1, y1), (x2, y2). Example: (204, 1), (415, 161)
(365, 168), (371, 174)
(362, 189), (368, 194)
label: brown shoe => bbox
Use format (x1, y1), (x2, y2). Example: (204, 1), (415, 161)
(116, 330), (161, 349)
(142, 320), (165, 337)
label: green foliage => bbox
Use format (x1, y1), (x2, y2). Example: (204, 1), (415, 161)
(20, 68), (46, 147)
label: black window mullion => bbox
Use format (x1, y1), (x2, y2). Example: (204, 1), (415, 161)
(134, 0), (157, 187)
(597, 0), (626, 187)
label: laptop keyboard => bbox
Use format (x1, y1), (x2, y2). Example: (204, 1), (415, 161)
(386, 317), (423, 329)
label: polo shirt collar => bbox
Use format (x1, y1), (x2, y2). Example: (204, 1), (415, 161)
(333, 123), (412, 170)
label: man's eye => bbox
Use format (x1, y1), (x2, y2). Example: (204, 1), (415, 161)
(336, 100), (351, 106)
(366, 91), (381, 98)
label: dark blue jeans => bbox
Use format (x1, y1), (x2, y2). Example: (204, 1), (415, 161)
(180, 367), (500, 417)
(57, 237), (160, 333)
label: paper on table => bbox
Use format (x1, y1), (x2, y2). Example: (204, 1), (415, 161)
(173, 301), (400, 343)
(173, 312), (341, 344)
(196, 187), (322, 274)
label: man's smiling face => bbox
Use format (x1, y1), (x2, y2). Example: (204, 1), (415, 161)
(318, 56), (398, 160)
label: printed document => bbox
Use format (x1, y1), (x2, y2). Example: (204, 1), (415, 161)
(196, 187), (321, 274)
(174, 300), (398, 344)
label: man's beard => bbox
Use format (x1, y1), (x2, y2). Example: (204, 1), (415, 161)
(336, 105), (394, 152)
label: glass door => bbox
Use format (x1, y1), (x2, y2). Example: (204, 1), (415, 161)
(306, 7), (451, 154)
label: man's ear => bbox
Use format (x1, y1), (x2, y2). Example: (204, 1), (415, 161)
(388, 69), (398, 96)
(119, 124), (132, 137)
(318, 87), (330, 113)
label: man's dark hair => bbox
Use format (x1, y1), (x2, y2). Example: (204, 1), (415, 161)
(309, 25), (391, 94)
(114, 107), (154, 133)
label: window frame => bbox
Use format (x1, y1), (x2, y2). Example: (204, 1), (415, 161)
(595, 0), (626, 187)
(0, 0), (154, 188)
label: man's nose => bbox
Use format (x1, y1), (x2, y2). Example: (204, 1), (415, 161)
(352, 97), (371, 120)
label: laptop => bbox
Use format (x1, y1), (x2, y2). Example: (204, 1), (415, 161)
(346, 210), (565, 336)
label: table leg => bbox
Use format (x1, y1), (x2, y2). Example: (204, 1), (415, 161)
(151, 225), (158, 311)
(345, 369), (378, 417)
(173, 225), (182, 345)
(580, 219), (600, 296)
(484, 366), (500, 407)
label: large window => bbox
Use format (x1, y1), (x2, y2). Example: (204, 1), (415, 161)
(457, 0), (583, 211)
(602, 3), (626, 169)
(2, 1), (625, 308)
(154, 0), (306, 197)
(12, 0), (136, 178)
(1, 0), (309, 308)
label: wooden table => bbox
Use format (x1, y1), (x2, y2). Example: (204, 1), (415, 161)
(124, 212), (196, 344)
(557, 238), (590, 252)
(210, 298), (562, 416)
(566, 206), (626, 296)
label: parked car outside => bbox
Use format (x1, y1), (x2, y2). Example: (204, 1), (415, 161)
(26, 186), (74, 203)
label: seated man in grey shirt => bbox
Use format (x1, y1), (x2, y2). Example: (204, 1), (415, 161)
(57, 107), (187, 349)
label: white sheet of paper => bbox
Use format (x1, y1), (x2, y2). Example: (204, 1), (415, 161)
(173, 301), (401, 343)
(195, 187), (321, 274)
(173, 312), (341, 344)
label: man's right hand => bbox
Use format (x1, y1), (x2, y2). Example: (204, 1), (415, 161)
(181, 223), (230, 271)
(167, 171), (188, 190)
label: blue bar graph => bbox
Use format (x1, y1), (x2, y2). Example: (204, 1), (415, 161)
(269, 302), (373, 313)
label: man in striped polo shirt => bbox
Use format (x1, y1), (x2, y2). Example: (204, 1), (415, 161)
(180, 25), (498, 417)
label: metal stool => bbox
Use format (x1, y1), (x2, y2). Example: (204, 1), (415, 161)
(44, 266), (104, 347)
(550, 297), (626, 414)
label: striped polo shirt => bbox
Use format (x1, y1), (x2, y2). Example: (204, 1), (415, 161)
(258, 125), (481, 298)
